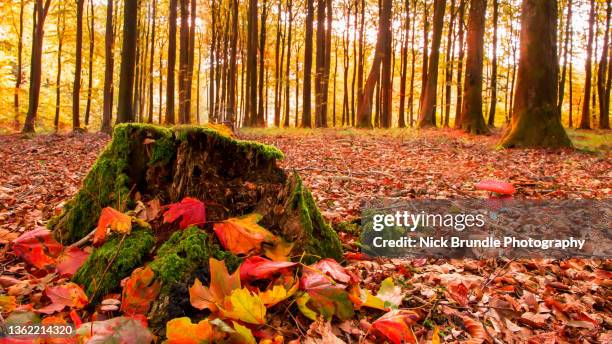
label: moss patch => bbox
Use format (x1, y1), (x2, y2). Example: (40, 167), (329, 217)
(73, 229), (155, 301)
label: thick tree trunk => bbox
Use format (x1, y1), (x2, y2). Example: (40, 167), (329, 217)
(417, 0), (445, 128)
(73, 0), (85, 131)
(379, 0), (393, 128)
(454, 0), (466, 128)
(178, 0), (189, 124)
(597, 0), (610, 129)
(116, 0), (139, 123)
(557, 0), (572, 113)
(256, 3), (268, 127)
(246, 0), (259, 126)
(166, 0), (178, 124)
(458, 0), (489, 134)
(227, 0), (239, 123)
(284, 0), (293, 127)
(302, 0), (314, 127)
(579, 0), (595, 129)
(487, 0), (498, 128)
(500, 0), (571, 148)
(147, 0), (156, 124)
(22, 0), (52, 133)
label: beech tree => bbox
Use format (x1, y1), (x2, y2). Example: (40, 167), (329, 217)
(500, 0), (571, 148)
(579, 0), (595, 129)
(116, 0), (138, 123)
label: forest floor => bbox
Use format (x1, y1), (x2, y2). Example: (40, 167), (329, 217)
(0, 128), (610, 342)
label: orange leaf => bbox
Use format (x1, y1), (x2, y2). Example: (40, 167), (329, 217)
(372, 310), (420, 344)
(93, 207), (132, 245)
(121, 267), (161, 315)
(37, 282), (88, 314)
(166, 317), (212, 344)
(163, 197), (206, 229)
(446, 281), (469, 306)
(213, 213), (276, 255)
(12, 228), (63, 270)
(189, 258), (240, 312)
(56, 246), (90, 277)
(239, 256), (297, 282)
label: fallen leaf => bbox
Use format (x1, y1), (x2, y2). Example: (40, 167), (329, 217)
(76, 316), (153, 343)
(220, 288), (266, 325)
(93, 207), (132, 245)
(36, 282), (88, 314)
(232, 321), (256, 344)
(56, 246), (89, 277)
(239, 256), (298, 282)
(310, 258), (352, 284)
(12, 228), (63, 270)
(163, 197), (206, 229)
(376, 277), (403, 309)
(0, 228), (19, 244)
(446, 281), (469, 306)
(264, 239), (295, 261)
(259, 283), (299, 306)
(0, 295), (17, 313)
(213, 213), (276, 255)
(121, 266), (161, 315)
(372, 310), (420, 344)
(518, 312), (550, 329)
(432, 325), (440, 344)
(189, 258), (240, 312)
(166, 317), (213, 344)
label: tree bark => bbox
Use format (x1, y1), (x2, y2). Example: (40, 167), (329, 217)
(500, 0), (571, 148)
(408, 0), (417, 127)
(487, 0), (498, 127)
(284, 0), (293, 127)
(178, 0), (189, 123)
(379, 0), (393, 128)
(73, 0), (85, 131)
(256, 2), (268, 126)
(245, 0), (259, 126)
(14, 0), (25, 127)
(22, 0), (52, 133)
(116, 0), (139, 123)
(597, 0), (610, 129)
(454, 0), (466, 127)
(85, 0), (95, 127)
(54, 3), (65, 131)
(398, 0), (409, 128)
(101, 0), (115, 133)
(227, 0), (239, 123)
(302, 0), (314, 127)
(579, 0), (595, 129)
(557, 0), (572, 114)
(442, 0), (456, 127)
(417, 0), (445, 128)
(147, 0), (156, 124)
(166, 0), (178, 124)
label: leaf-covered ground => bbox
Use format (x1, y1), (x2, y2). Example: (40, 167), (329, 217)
(0, 128), (610, 343)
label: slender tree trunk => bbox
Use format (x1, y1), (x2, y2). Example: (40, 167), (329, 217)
(274, 0), (283, 126)
(487, 0), (498, 127)
(568, 35), (573, 127)
(398, 0), (409, 127)
(443, 0), (456, 127)
(147, 0), (156, 123)
(302, 0), (314, 127)
(14, 0), (25, 127)
(255, 1), (268, 126)
(296, 44), (301, 126)
(314, 0), (325, 127)
(454, 0), (466, 127)
(177, 0), (189, 123)
(356, 0), (392, 128)
(500, 0), (571, 148)
(210, 0), (217, 121)
(408, 0), (417, 126)
(323, 0), (332, 127)
(245, 0), (259, 126)
(419, 0), (430, 111)
(379, 0), (393, 128)
(184, 0), (196, 123)
(84, 0), (95, 127)
(417, 0), (445, 128)
(597, 0), (610, 129)
(73, 0), (85, 130)
(116, 0), (139, 123)
(580, 0), (595, 129)
(54, 3), (65, 131)
(166, 0), (177, 124)
(22, 0), (52, 133)
(159, 39), (165, 123)
(284, 0), (293, 127)
(101, 0), (115, 133)
(355, 0), (365, 126)
(458, 0), (489, 134)
(558, 0), (572, 113)
(227, 0), (239, 123)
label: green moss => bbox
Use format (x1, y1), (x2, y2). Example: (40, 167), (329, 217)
(174, 125), (284, 160)
(287, 174), (343, 262)
(149, 128), (176, 165)
(73, 229), (155, 301)
(149, 226), (242, 285)
(335, 221), (361, 235)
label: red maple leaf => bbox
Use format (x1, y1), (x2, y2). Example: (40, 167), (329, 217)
(163, 197), (206, 229)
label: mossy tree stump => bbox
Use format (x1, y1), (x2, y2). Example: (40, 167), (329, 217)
(49, 124), (342, 330)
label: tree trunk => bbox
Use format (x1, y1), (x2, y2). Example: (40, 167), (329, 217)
(314, 0), (326, 127)
(408, 0), (417, 126)
(101, 0), (115, 133)
(487, 0), (498, 127)
(579, 0), (595, 129)
(246, 0), (259, 126)
(14, 0), (25, 128)
(417, 0), (445, 128)
(256, 2), (268, 127)
(185, 0), (196, 124)
(22, 0), (52, 133)
(443, 0), (456, 127)
(356, 0), (392, 128)
(73, 0), (85, 131)
(302, 0), (314, 127)
(454, 0), (466, 127)
(227, 0), (239, 123)
(284, 0), (293, 127)
(147, 0), (156, 124)
(54, 3), (65, 131)
(84, 0), (95, 127)
(557, 0), (572, 113)
(166, 0), (178, 124)
(178, 0), (189, 123)
(597, 0), (610, 129)
(398, 0), (409, 128)
(379, 0), (393, 128)
(500, 0), (571, 148)
(116, 0), (139, 123)
(457, 0), (489, 134)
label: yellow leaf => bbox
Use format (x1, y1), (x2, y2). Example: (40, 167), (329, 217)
(213, 213), (277, 255)
(264, 239), (295, 262)
(232, 321), (256, 344)
(166, 317), (212, 344)
(204, 123), (234, 138)
(93, 207), (132, 245)
(432, 325), (440, 344)
(189, 258), (241, 312)
(259, 283), (299, 307)
(220, 288), (266, 325)
(296, 293), (317, 321)
(360, 288), (387, 311)
(0, 295), (16, 313)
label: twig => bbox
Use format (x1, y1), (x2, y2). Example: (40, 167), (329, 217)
(68, 227), (96, 248)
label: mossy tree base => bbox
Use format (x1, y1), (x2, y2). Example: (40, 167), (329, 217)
(50, 124), (342, 329)
(500, 106), (572, 148)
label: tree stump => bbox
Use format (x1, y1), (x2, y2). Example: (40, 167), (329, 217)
(48, 124), (342, 330)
